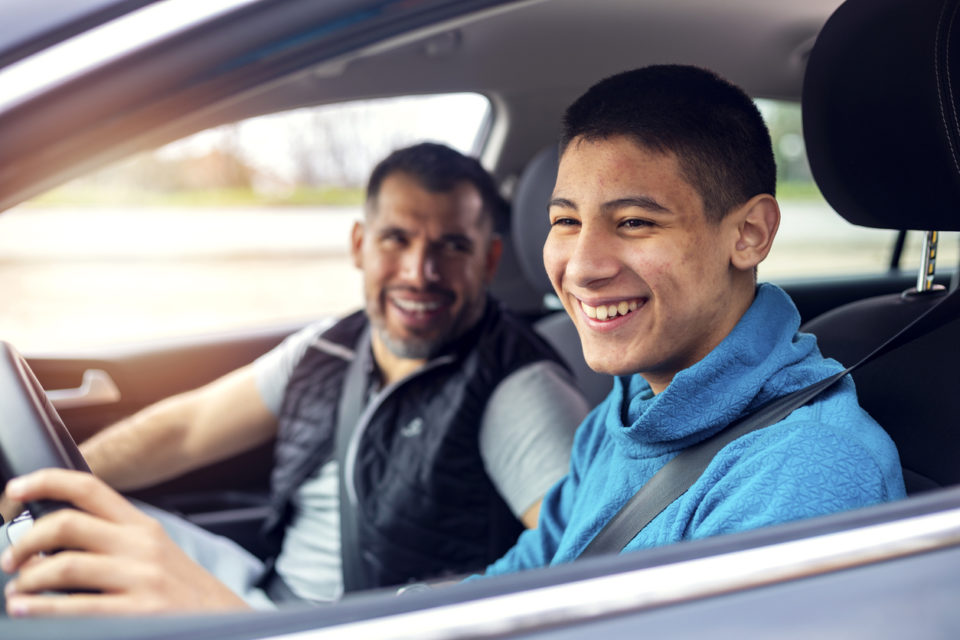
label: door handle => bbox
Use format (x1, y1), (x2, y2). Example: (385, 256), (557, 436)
(46, 369), (121, 411)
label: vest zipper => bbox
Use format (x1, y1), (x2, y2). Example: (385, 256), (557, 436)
(343, 354), (456, 507)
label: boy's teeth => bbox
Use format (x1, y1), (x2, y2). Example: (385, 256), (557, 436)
(580, 299), (640, 321)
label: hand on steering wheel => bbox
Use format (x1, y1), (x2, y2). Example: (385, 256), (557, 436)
(0, 342), (248, 616)
(2, 469), (249, 616)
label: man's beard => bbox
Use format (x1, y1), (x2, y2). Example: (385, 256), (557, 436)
(375, 325), (438, 360)
(370, 285), (460, 359)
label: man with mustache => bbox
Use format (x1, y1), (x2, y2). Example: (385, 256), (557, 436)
(1, 142), (588, 613)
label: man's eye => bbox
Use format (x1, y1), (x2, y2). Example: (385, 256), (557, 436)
(550, 217), (580, 227)
(380, 232), (408, 246)
(441, 239), (472, 253)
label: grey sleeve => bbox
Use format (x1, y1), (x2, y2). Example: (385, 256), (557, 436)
(252, 321), (332, 416)
(479, 360), (591, 519)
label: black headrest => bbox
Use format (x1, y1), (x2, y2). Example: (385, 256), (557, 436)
(512, 144), (560, 297)
(803, 0), (960, 231)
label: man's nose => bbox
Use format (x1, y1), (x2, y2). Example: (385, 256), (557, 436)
(401, 246), (440, 285)
(564, 226), (620, 288)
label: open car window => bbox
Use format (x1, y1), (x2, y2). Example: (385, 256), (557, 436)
(0, 93), (490, 352)
(757, 99), (959, 281)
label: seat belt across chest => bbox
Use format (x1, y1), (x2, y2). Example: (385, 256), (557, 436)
(336, 339), (371, 591)
(579, 285), (960, 558)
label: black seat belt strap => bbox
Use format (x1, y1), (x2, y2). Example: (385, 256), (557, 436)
(336, 332), (371, 592)
(579, 285), (960, 558)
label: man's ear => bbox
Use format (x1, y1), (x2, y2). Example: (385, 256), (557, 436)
(350, 220), (365, 270)
(484, 234), (504, 283)
(730, 194), (780, 271)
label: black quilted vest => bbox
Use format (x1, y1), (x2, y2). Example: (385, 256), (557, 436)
(264, 299), (566, 590)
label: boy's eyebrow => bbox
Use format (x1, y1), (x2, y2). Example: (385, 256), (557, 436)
(603, 196), (671, 213)
(548, 197), (576, 210)
(548, 195), (672, 213)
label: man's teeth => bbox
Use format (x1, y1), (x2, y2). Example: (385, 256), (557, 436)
(581, 299), (639, 321)
(394, 299), (442, 312)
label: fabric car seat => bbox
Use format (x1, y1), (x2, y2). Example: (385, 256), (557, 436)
(512, 144), (613, 408)
(800, 0), (960, 493)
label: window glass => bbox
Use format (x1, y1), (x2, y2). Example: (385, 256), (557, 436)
(0, 93), (490, 351)
(755, 100), (959, 281)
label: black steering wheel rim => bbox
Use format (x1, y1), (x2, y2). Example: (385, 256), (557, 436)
(0, 340), (89, 518)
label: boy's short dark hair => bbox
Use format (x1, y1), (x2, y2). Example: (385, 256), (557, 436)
(561, 65), (776, 221)
(366, 142), (509, 232)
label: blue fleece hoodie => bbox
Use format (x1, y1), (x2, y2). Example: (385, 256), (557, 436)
(482, 284), (906, 576)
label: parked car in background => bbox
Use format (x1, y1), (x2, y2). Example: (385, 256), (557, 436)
(2, 0), (960, 637)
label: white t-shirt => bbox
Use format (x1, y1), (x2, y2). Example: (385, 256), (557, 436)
(253, 322), (589, 601)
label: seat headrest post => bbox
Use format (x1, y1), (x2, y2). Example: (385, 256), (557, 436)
(917, 231), (940, 293)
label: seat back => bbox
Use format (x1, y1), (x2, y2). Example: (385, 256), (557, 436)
(512, 145), (613, 408)
(802, 292), (959, 493)
(801, 0), (960, 493)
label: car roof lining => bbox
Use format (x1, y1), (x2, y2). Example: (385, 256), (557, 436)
(0, 0), (845, 210)
(160, 0), (843, 179)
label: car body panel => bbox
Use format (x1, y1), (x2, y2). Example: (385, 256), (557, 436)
(1, 0), (158, 68)
(3, 487), (960, 638)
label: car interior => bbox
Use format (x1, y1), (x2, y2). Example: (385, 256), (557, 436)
(0, 0), (873, 560)
(2, 0), (960, 635)
(4, 0), (958, 561)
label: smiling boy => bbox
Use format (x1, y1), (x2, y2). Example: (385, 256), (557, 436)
(480, 65), (906, 575)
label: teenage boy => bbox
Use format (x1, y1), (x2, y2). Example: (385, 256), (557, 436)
(480, 65), (905, 576)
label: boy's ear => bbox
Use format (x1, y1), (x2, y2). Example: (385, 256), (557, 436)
(730, 194), (780, 271)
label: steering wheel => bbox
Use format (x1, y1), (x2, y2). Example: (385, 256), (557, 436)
(0, 341), (90, 519)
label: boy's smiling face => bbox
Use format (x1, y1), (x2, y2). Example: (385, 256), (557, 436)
(544, 135), (759, 393)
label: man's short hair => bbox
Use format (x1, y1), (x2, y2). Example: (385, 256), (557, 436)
(365, 142), (509, 231)
(560, 65), (776, 222)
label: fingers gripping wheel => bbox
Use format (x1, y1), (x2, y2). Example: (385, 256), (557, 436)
(0, 341), (90, 519)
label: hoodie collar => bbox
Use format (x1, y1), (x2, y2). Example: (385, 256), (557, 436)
(604, 284), (822, 456)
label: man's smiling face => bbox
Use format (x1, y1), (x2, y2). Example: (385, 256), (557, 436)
(353, 171), (500, 362)
(544, 135), (749, 393)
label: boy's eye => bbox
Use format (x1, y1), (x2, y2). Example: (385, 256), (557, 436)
(620, 218), (653, 229)
(550, 217), (580, 227)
